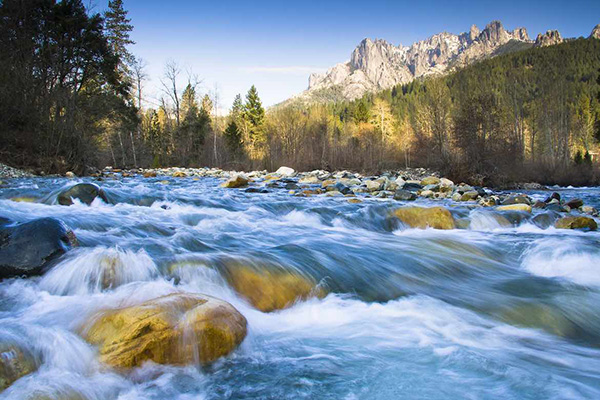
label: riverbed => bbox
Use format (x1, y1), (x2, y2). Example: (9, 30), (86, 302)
(1, 175), (600, 399)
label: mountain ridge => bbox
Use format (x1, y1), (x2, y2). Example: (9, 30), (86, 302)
(288, 20), (599, 104)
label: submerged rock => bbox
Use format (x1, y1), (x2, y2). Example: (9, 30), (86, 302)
(393, 189), (417, 201)
(0, 344), (37, 392)
(83, 293), (247, 369)
(565, 198), (584, 209)
(393, 206), (456, 229)
(0, 218), (77, 279)
(501, 195), (531, 206)
(554, 216), (597, 231)
(221, 174), (249, 188)
(57, 183), (108, 206)
(220, 263), (325, 312)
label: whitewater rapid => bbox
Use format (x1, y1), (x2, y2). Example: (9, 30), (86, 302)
(1, 176), (600, 399)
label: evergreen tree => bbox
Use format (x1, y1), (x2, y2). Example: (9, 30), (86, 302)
(244, 85), (265, 144)
(104, 0), (134, 77)
(224, 120), (243, 157)
(201, 94), (214, 119)
(353, 100), (370, 123)
(231, 94), (244, 121)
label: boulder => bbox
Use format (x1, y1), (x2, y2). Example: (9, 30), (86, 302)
(402, 182), (423, 191)
(275, 166), (295, 177)
(565, 198), (584, 209)
(143, 171), (157, 178)
(83, 293), (247, 369)
(393, 189), (417, 201)
(439, 178), (454, 192)
(219, 263), (325, 312)
(420, 190), (434, 198)
(460, 191), (479, 201)
(172, 171), (187, 177)
(65, 171), (76, 178)
(496, 204), (532, 213)
(0, 344), (37, 392)
(581, 206), (598, 216)
(298, 175), (320, 184)
(393, 206), (456, 229)
(420, 176), (440, 186)
(365, 180), (383, 192)
(334, 182), (352, 195)
(555, 216), (597, 231)
(501, 195), (531, 206)
(532, 212), (559, 229)
(0, 218), (77, 279)
(221, 174), (249, 188)
(544, 192), (561, 203)
(57, 183), (108, 206)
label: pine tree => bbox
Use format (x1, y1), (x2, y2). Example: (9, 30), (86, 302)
(105, 0), (134, 77)
(231, 94), (244, 121)
(224, 120), (243, 157)
(201, 94), (214, 120)
(244, 85), (265, 144)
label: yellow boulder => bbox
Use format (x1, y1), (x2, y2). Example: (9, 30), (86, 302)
(555, 216), (597, 231)
(83, 293), (247, 369)
(172, 171), (187, 177)
(393, 206), (456, 229)
(221, 175), (249, 188)
(496, 204), (532, 212)
(220, 262), (325, 312)
(0, 344), (37, 392)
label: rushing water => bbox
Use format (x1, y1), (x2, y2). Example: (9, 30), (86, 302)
(1, 176), (600, 399)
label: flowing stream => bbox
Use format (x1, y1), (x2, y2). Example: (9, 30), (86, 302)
(1, 176), (600, 399)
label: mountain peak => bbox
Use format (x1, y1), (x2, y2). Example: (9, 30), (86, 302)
(591, 24), (600, 39)
(300, 20), (571, 103)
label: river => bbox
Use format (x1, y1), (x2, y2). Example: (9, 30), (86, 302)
(1, 175), (600, 399)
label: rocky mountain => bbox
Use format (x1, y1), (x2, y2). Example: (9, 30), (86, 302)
(295, 21), (599, 103)
(535, 30), (563, 47)
(591, 24), (600, 40)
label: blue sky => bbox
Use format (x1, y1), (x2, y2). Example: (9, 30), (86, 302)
(116, 0), (600, 110)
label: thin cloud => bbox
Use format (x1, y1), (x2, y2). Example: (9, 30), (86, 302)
(241, 66), (327, 75)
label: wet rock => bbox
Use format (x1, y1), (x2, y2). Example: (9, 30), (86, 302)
(581, 205), (598, 216)
(57, 183), (108, 206)
(275, 166), (295, 177)
(546, 201), (566, 213)
(496, 204), (532, 213)
(393, 206), (456, 229)
(172, 171), (187, 177)
(0, 344), (37, 392)
(334, 182), (352, 195)
(501, 195), (531, 206)
(299, 175), (319, 184)
(143, 171), (157, 178)
(65, 171), (76, 178)
(221, 174), (249, 188)
(544, 192), (560, 203)
(500, 303), (580, 339)
(420, 190), (434, 198)
(420, 176), (440, 186)
(0, 218), (77, 279)
(479, 196), (499, 207)
(365, 179), (383, 192)
(348, 198), (362, 204)
(439, 178), (454, 192)
(83, 293), (247, 369)
(532, 212), (559, 229)
(245, 188), (269, 194)
(565, 198), (584, 209)
(393, 189), (417, 201)
(554, 216), (597, 231)
(401, 182), (423, 191)
(533, 200), (546, 209)
(460, 191), (479, 201)
(220, 263), (325, 312)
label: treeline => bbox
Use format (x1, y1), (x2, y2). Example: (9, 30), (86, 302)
(264, 38), (600, 185)
(2, 0), (600, 185)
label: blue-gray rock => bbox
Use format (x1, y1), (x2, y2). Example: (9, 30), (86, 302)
(57, 183), (108, 206)
(0, 218), (78, 279)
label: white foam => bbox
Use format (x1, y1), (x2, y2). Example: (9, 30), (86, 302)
(522, 238), (600, 286)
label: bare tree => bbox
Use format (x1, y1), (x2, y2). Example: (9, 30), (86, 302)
(131, 57), (148, 110)
(161, 60), (182, 127)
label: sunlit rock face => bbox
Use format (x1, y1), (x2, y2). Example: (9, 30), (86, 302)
(303, 20), (533, 101)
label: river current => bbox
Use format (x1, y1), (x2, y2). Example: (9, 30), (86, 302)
(1, 176), (600, 399)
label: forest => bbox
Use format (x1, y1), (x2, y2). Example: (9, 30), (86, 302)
(1, 0), (600, 185)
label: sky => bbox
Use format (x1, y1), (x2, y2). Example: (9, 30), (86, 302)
(110, 0), (600, 110)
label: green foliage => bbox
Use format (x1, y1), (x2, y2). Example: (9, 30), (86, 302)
(0, 0), (135, 172)
(224, 120), (243, 157)
(244, 85), (265, 144)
